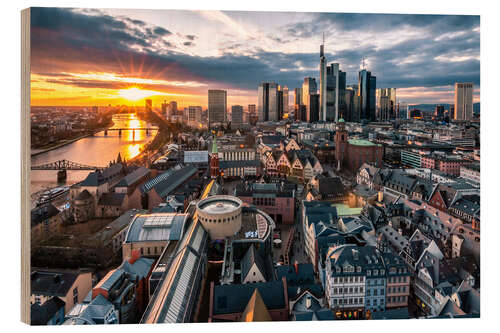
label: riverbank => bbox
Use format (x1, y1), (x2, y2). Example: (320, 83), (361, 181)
(31, 120), (115, 157)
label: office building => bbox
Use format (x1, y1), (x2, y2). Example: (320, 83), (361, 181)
(345, 85), (359, 122)
(435, 105), (445, 119)
(308, 94), (320, 123)
(358, 69), (376, 121)
(208, 90), (227, 127)
(377, 88), (396, 121)
(248, 104), (258, 125)
(188, 106), (202, 125)
(283, 86), (289, 116)
(454, 82), (474, 121)
(145, 99), (152, 113)
(326, 63), (346, 122)
(161, 100), (168, 118)
(231, 105), (244, 129)
(302, 77), (317, 122)
(294, 87), (303, 106)
(319, 38), (327, 121)
(258, 82), (279, 122)
(277, 86), (284, 120)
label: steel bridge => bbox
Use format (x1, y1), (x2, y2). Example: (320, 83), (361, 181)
(31, 159), (104, 171)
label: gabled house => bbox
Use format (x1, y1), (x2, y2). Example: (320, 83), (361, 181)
(129, 165), (198, 211)
(356, 163), (380, 190)
(240, 245), (267, 284)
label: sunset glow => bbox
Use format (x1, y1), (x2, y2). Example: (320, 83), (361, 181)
(30, 8), (480, 107)
(118, 87), (163, 101)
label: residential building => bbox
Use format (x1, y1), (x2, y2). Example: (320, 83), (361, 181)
(31, 269), (93, 315)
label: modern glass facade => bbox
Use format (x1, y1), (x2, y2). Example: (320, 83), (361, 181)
(358, 70), (376, 121)
(258, 82), (278, 122)
(208, 90), (227, 127)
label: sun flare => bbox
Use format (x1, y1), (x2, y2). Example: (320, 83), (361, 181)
(118, 87), (162, 101)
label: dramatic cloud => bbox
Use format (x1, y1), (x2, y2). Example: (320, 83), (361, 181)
(30, 8), (480, 106)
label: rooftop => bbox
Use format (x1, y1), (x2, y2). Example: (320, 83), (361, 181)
(124, 213), (188, 244)
(348, 139), (378, 147)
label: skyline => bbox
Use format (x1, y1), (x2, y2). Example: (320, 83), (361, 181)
(30, 8), (480, 108)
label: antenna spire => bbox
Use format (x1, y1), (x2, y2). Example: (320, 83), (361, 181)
(362, 56), (367, 70)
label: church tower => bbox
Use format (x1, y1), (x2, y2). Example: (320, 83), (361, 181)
(209, 135), (220, 178)
(335, 118), (348, 171)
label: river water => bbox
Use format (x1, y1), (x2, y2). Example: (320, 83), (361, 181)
(30, 113), (158, 195)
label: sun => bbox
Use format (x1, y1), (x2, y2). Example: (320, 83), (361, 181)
(118, 87), (162, 101)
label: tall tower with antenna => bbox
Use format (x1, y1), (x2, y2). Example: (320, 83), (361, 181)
(319, 32), (327, 121)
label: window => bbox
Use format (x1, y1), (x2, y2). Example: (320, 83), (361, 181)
(73, 287), (78, 304)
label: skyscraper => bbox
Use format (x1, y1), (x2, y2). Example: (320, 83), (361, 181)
(231, 105), (244, 129)
(248, 104), (257, 125)
(294, 87), (303, 106)
(283, 86), (289, 116)
(308, 94), (320, 123)
(377, 88), (396, 121)
(358, 69), (376, 121)
(454, 82), (474, 121)
(188, 106), (202, 124)
(208, 90), (227, 128)
(435, 105), (445, 119)
(319, 36), (327, 121)
(258, 82), (278, 122)
(161, 100), (167, 118)
(345, 85), (359, 122)
(277, 85), (284, 120)
(302, 77), (317, 121)
(326, 63), (346, 122)
(145, 99), (152, 113)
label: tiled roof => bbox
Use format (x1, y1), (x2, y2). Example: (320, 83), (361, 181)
(31, 203), (60, 227)
(213, 280), (286, 315)
(81, 163), (123, 186)
(114, 166), (149, 188)
(141, 165), (198, 198)
(31, 296), (65, 325)
(97, 192), (126, 206)
(241, 245), (267, 282)
(31, 270), (80, 297)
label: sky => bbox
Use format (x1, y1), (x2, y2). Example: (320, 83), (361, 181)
(30, 7), (480, 108)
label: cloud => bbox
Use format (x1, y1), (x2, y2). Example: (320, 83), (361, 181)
(30, 8), (480, 104)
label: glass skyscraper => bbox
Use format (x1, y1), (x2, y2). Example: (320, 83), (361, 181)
(358, 69), (377, 121)
(302, 77), (317, 122)
(208, 90), (227, 128)
(258, 82), (279, 122)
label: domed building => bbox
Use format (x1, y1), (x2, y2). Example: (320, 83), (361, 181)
(197, 195), (243, 240)
(196, 194), (276, 285)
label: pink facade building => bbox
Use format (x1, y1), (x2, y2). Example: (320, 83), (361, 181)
(235, 182), (296, 225)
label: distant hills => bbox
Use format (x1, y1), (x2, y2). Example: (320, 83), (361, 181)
(410, 103), (480, 114)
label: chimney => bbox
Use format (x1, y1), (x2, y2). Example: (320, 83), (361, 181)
(128, 249), (141, 265)
(294, 260), (299, 274)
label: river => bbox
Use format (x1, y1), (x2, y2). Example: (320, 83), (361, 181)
(30, 113), (158, 195)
